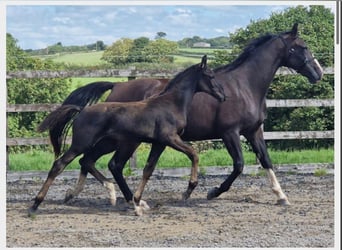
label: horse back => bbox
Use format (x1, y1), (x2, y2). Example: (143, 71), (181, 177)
(106, 78), (168, 102)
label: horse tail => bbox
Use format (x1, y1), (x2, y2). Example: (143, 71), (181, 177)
(62, 81), (115, 106)
(39, 81), (114, 158)
(37, 105), (82, 158)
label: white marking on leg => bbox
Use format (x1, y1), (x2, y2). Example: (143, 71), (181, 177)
(103, 181), (116, 206)
(266, 169), (290, 205)
(133, 198), (150, 216)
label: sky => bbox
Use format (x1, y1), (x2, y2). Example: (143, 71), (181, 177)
(5, 1), (336, 50)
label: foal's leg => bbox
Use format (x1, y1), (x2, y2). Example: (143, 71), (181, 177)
(108, 142), (140, 202)
(133, 143), (166, 215)
(207, 131), (244, 200)
(65, 139), (118, 205)
(65, 155), (117, 206)
(246, 127), (290, 205)
(28, 148), (80, 216)
(167, 135), (199, 200)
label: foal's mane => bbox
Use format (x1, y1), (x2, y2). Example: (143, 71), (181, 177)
(215, 30), (293, 73)
(158, 62), (200, 95)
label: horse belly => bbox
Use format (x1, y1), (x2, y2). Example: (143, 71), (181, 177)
(182, 94), (219, 140)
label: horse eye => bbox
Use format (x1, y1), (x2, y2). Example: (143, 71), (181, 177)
(289, 48), (295, 53)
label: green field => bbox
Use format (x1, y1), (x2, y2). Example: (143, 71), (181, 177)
(42, 51), (106, 66)
(39, 48), (228, 67)
(9, 147), (333, 172)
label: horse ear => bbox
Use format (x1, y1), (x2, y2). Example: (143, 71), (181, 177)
(291, 23), (298, 36)
(200, 55), (207, 68)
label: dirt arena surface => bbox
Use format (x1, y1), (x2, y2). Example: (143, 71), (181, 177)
(6, 166), (335, 248)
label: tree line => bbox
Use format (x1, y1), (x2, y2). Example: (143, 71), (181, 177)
(26, 35), (230, 57)
(7, 5), (335, 151)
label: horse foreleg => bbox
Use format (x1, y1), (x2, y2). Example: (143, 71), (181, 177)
(133, 143), (165, 216)
(167, 135), (199, 200)
(109, 142), (140, 202)
(266, 169), (290, 205)
(28, 149), (79, 216)
(207, 131), (243, 200)
(247, 128), (290, 205)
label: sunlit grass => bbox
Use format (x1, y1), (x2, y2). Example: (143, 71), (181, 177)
(9, 147), (334, 172)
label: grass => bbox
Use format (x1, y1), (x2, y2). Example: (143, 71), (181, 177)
(8, 146), (333, 172)
(43, 51), (105, 66)
(40, 48), (228, 68)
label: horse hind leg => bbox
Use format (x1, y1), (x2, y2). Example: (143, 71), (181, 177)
(64, 158), (89, 203)
(28, 148), (80, 216)
(246, 128), (290, 205)
(64, 152), (116, 206)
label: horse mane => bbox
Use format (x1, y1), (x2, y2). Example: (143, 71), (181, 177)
(158, 63), (200, 95)
(215, 30), (292, 73)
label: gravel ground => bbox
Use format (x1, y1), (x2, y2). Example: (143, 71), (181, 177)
(6, 166), (335, 248)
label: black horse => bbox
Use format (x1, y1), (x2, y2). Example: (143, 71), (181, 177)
(29, 56), (226, 216)
(45, 23), (323, 210)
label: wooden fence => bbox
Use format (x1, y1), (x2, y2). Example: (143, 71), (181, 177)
(6, 68), (335, 168)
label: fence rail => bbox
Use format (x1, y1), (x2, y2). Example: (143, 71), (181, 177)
(6, 67), (334, 79)
(6, 98), (335, 146)
(6, 68), (335, 168)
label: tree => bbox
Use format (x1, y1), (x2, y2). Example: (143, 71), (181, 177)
(155, 32), (167, 39)
(6, 33), (70, 143)
(96, 40), (105, 51)
(128, 37), (150, 63)
(142, 38), (178, 63)
(211, 5), (334, 150)
(213, 5), (334, 68)
(101, 38), (134, 65)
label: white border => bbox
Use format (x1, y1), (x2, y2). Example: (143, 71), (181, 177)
(1, 1), (340, 250)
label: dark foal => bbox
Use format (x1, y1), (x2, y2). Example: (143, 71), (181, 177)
(29, 55), (226, 216)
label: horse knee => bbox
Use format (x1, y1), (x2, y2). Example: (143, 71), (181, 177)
(233, 162), (244, 175)
(79, 157), (93, 171)
(107, 160), (116, 172)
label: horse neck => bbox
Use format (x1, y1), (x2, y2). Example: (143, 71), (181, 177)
(234, 38), (285, 99)
(159, 73), (199, 114)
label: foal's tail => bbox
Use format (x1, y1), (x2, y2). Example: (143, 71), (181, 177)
(37, 105), (82, 158)
(38, 81), (114, 158)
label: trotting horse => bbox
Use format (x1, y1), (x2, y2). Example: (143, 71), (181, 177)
(45, 23), (323, 210)
(28, 55), (226, 216)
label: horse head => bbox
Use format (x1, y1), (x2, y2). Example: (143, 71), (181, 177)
(198, 55), (226, 101)
(279, 23), (324, 83)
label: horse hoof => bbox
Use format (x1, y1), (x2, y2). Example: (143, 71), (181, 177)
(139, 200), (150, 210)
(27, 207), (37, 218)
(135, 206), (144, 216)
(207, 187), (220, 200)
(133, 199), (150, 216)
(277, 198), (291, 206)
(64, 194), (73, 203)
(64, 189), (75, 203)
(182, 191), (191, 200)
(110, 198), (117, 206)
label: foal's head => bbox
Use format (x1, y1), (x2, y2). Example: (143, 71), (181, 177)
(162, 55), (226, 102)
(279, 23), (323, 83)
(196, 55), (226, 102)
